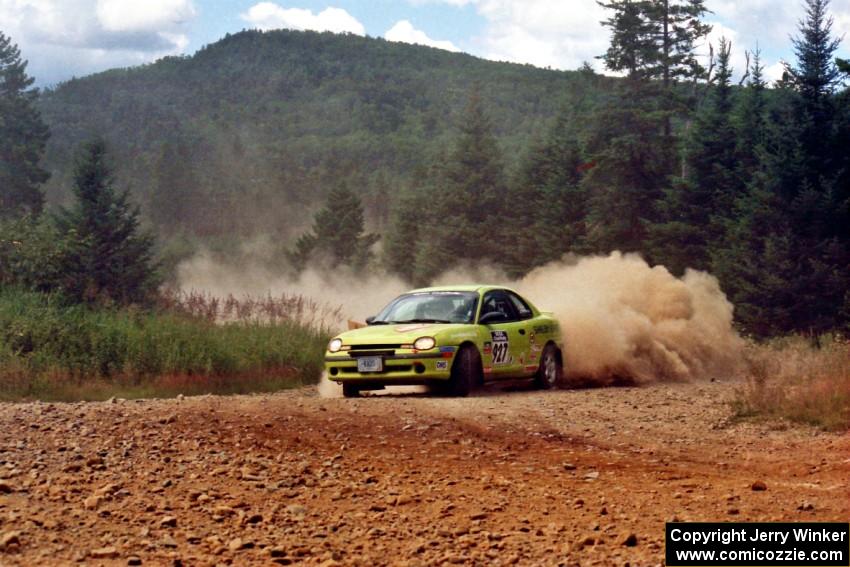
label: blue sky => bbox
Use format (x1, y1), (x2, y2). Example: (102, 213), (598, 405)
(1, 0), (848, 88)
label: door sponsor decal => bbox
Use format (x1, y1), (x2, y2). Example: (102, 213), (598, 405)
(490, 330), (510, 365)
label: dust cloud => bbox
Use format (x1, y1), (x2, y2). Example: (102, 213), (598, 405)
(516, 252), (743, 384)
(177, 249), (743, 386)
(317, 371), (343, 398)
(176, 249), (408, 323)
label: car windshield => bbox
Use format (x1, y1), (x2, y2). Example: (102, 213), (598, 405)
(372, 292), (478, 325)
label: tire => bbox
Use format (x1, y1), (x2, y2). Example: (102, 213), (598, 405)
(443, 345), (481, 397)
(534, 344), (562, 389)
(342, 383), (361, 398)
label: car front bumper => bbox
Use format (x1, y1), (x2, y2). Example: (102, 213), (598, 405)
(324, 349), (455, 384)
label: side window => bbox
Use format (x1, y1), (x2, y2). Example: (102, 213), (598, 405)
(479, 291), (519, 323)
(507, 292), (533, 320)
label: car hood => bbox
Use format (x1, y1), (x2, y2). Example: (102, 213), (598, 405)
(335, 323), (474, 345)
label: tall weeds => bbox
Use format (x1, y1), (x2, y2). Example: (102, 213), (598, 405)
(158, 289), (344, 330)
(736, 335), (850, 430)
(0, 288), (335, 401)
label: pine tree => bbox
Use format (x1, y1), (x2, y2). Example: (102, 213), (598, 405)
(0, 32), (50, 218)
(710, 48), (770, 307)
(580, 74), (668, 254)
(785, 0), (842, 187)
(784, 0), (847, 334)
(290, 182), (378, 273)
(734, 48), (768, 175)
(504, 109), (587, 275)
(383, 184), (424, 284)
(598, 0), (658, 80)
(714, 0), (848, 335)
(442, 88), (506, 252)
(599, 0), (711, 144)
(649, 37), (739, 274)
(408, 88), (507, 283)
(650, 0), (713, 85)
(646, 0), (713, 146)
(599, 0), (711, 82)
(588, 0), (711, 257)
(56, 139), (159, 304)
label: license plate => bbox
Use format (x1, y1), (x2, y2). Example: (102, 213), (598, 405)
(357, 356), (383, 373)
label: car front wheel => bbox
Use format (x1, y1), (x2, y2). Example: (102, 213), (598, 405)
(342, 383), (361, 398)
(435, 345), (481, 397)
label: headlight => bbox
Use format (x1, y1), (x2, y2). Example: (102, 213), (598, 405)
(413, 337), (436, 351)
(328, 338), (343, 353)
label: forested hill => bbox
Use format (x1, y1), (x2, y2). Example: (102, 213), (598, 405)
(37, 29), (597, 241)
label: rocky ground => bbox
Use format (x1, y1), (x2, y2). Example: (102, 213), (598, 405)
(0, 379), (847, 566)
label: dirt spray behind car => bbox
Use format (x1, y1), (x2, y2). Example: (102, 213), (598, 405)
(516, 252), (744, 384)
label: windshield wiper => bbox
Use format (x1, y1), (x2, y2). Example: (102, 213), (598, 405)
(393, 318), (452, 324)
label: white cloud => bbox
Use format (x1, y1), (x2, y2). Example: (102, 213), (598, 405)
(408, 0), (611, 71)
(240, 3), (365, 35)
(385, 20), (459, 52)
(763, 61), (788, 85)
(477, 0), (610, 70)
(0, 0), (196, 85)
(95, 0), (195, 33)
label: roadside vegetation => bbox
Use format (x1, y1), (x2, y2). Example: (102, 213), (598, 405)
(736, 336), (850, 431)
(0, 288), (332, 401)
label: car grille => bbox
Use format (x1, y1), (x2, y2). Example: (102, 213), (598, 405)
(347, 344), (403, 358)
(339, 365), (413, 375)
(348, 350), (395, 358)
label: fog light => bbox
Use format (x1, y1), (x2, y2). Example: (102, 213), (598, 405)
(414, 363), (426, 374)
(329, 368), (339, 376)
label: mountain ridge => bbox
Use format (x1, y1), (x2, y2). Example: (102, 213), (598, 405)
(36, 28), (600, 242)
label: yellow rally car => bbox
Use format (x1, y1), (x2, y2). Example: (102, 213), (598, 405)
(324, 285), (564, 397)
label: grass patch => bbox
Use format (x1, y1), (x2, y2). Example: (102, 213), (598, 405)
(734, 335), (850, 431)
(0, 288), (333, 401)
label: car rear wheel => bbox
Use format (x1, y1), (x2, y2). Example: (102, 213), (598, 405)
(342, 383), (361, 398)
(534, 344), (562, 389)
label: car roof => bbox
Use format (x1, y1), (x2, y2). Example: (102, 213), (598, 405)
(407, 284), (515, 294)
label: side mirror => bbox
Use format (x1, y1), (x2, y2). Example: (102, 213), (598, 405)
(478, 311), (504, 325)
(365, 316), (376, 325)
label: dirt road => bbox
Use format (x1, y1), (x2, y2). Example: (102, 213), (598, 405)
(0, 380), (847, 566)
